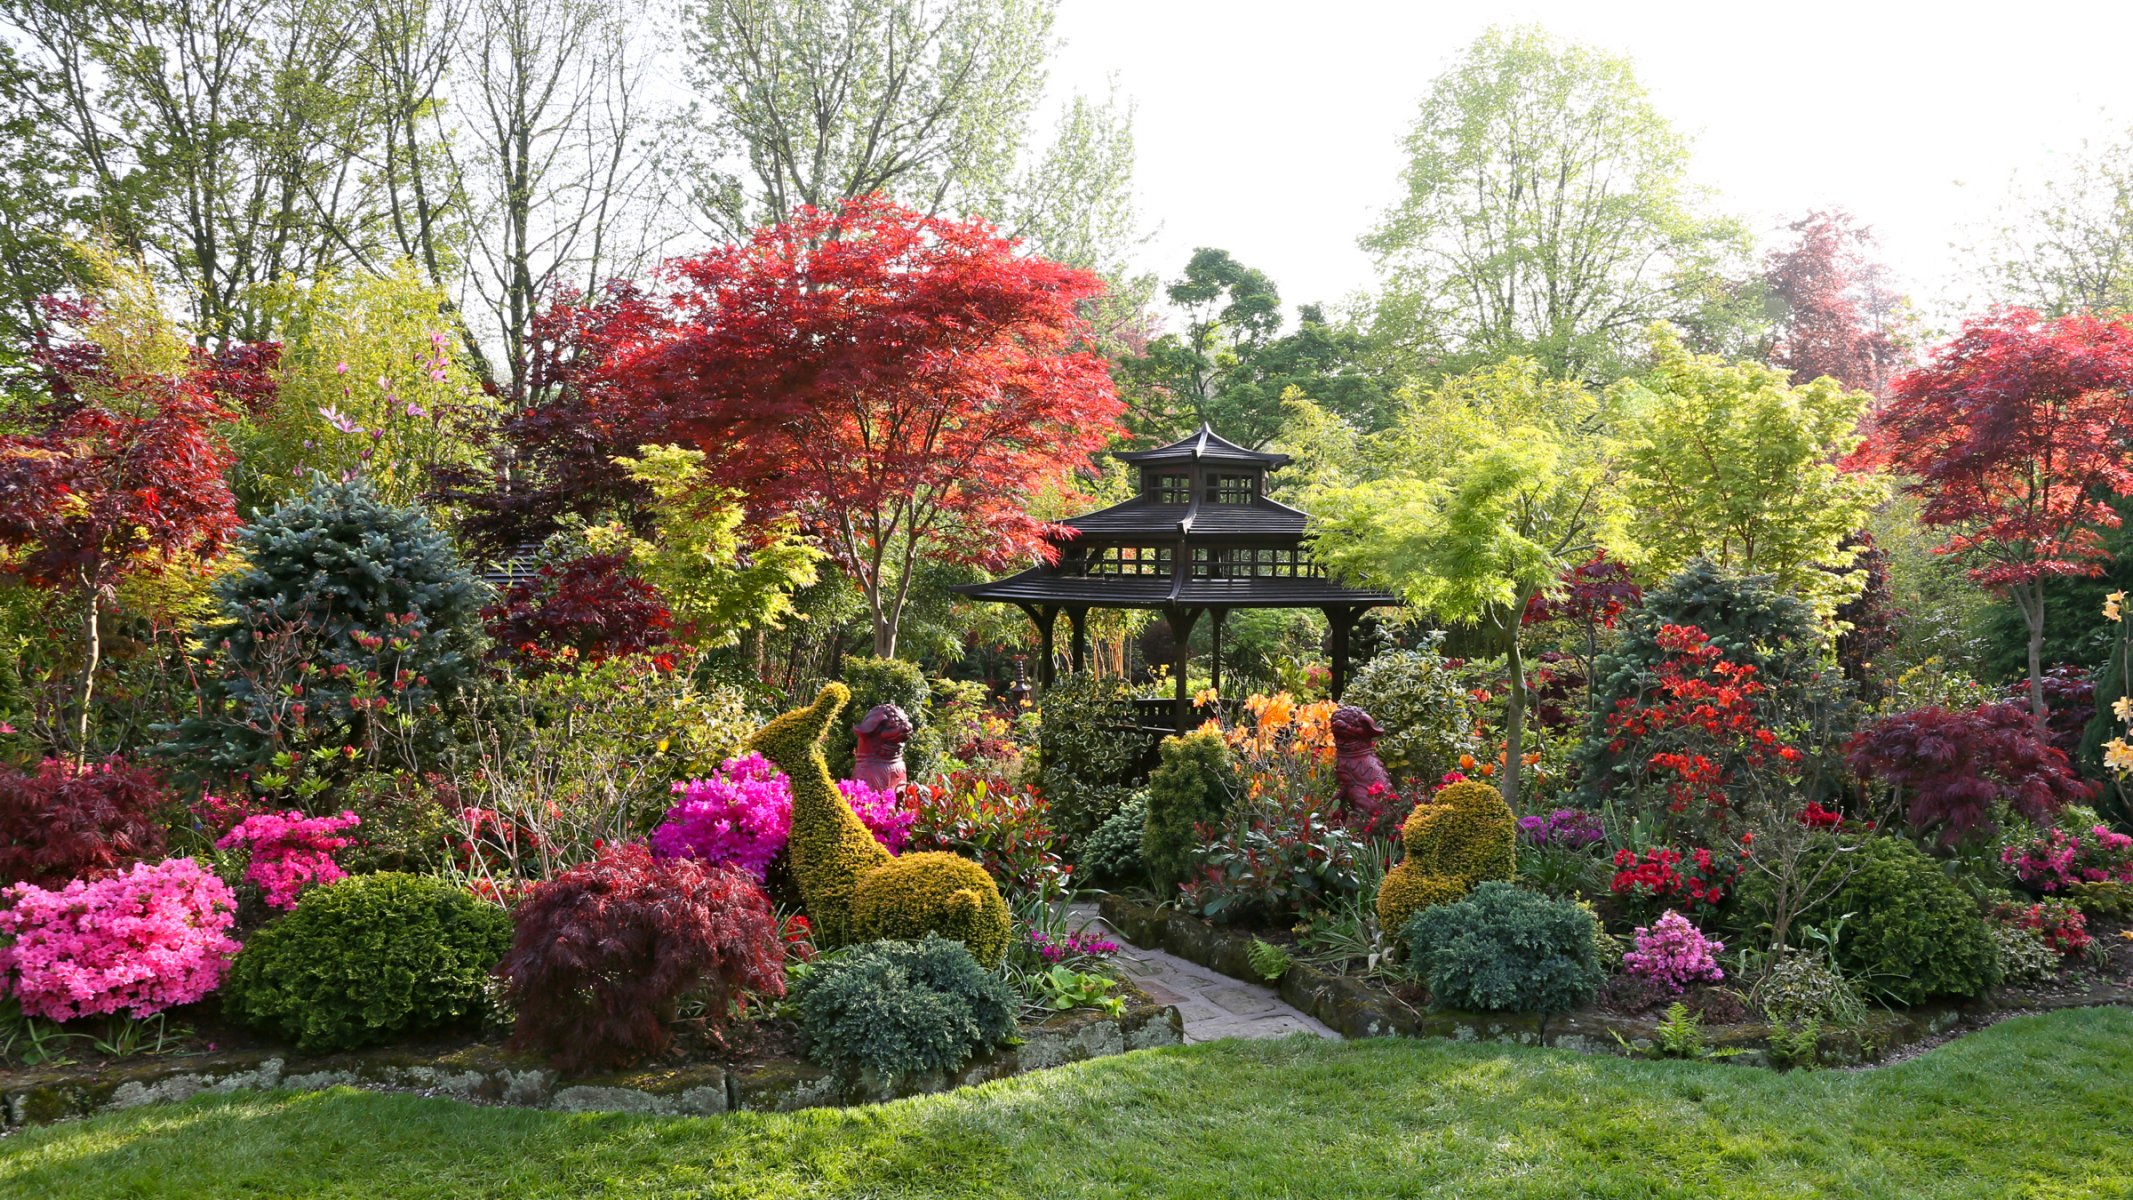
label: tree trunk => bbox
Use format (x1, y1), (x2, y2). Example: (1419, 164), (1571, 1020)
(2021, 582), (2047, 720)
(1501, 610), (1529, 811)
(77, 584), (100, 769)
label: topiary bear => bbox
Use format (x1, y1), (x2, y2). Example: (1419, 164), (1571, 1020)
(750, 683), (1010, 966)
(1376, 779), (1517, 935)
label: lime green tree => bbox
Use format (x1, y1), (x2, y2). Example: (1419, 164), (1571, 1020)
(1307, 359), (1634, 808)
(1614, 325), (1885, 618)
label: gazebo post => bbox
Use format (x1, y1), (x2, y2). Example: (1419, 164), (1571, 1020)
(1325, 605), (1355, 700)
(1067, 606), (1089, 675)
(1209, 607), (1227, 696)
(1018, 603), (1060, 687)
(1165, 606), (1201, 731)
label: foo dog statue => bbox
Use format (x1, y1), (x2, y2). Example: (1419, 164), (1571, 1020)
(851, 703), (913, 792)
(1330, 705), (1392, 813)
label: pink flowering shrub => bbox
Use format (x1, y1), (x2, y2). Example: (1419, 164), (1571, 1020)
(0, 858), (242, 1021)
(650, 754), (794, 879)
(215, 809), (362, 910)
(1621, 909), (1725, 994)
(651, 755), (911, 875)
(2002, 824), (2133, 893)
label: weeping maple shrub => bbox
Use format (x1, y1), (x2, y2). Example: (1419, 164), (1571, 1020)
(0, 757), (169, 887)
(1845, 702), (2096, 847)
(498, 842), (786, 1071)
(482, 552), (675, 669)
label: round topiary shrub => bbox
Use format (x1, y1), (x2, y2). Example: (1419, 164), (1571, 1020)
(1343, 636), (1477, 785)
(792, 935), (1017, 1082)
(1142, 729), (1237, 890)
(223, 872), (512, 1052)
(829, 656), (932, 780)
(1376, 780), (1517, 935)
(499, 843), (786, 1071)
(1403, 881), (1604, 1015)
(1799, 835), (2001, 1005)
(1078, 794), (1149, 885)
(850, 851), (1012, 968)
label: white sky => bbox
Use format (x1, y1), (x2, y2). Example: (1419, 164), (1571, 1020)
(1047, 0), (2133, 334)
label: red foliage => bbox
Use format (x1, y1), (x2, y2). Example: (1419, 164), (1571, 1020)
(1844, 702), (2095, 846)
(1995, 899), (2091, 958)
(1523, 551), (1641, 628)
(1761, 210), (1906, 394)
(2002, 663), (2095, 758)
(637, 195), (1123, 652)
(0, 376), (239, 591)
(498, 842), (786, 1071)
(482, 553), (675, 669)
(0, 757), (169, 887)
(1603, 625), (1801, 833)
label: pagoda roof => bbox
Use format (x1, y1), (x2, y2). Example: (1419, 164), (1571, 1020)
(1115, 424), (1291, 470)
(1060, 494), (1308, 540)
(952, 566), (1398, 611)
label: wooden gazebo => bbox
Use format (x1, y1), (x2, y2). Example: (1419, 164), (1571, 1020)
(954, 425), (1399, 730)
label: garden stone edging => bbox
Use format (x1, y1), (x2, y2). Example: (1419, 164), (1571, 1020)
(1, 993), (1183, 1128)
(1096, 894), (2133, 1065)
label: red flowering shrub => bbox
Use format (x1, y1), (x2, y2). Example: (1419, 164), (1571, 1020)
(483, 553), (674, 669)
(905, 774), (1068, 895)
(498, 843), (785, 1071)
(0, 757), (168, 887)
(1610, 845), (1738, 917)
(1844, 702), (2094, 846)
(1994, 899), (2091, 958)
(1602, 625), (1802, 838)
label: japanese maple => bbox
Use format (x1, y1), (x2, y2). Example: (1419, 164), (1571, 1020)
(1761, 210), (1906, 395)
(1845, 702), (2095, 846)
(482, 553), (676, 669)
(637, 195), (1123, 656)
(1861, 309), (2133, 714)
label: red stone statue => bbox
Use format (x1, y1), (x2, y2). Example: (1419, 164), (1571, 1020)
(851, 703), (913, 792)
(1330, 705), (1392, 814)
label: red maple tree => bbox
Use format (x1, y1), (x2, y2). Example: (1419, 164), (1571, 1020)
(635, 195), (1123, 656)
(1761, 210), (1906, 395)
(1859, 309), (2133, 714)
(0, 373), (239, 758)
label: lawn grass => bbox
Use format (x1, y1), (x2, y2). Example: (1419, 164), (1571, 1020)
(5, 1007), (2132, 1199)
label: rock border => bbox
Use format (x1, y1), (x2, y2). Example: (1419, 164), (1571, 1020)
(1, 992), (1182, 1128)
(1098, 894), (2132, 1065)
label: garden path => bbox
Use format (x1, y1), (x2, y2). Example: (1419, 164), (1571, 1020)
(1068, 903), (1340, 1044)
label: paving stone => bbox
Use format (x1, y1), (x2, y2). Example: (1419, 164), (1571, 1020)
(1202, 986), (1287, 1017)
(1065, 903), (1340, 1043)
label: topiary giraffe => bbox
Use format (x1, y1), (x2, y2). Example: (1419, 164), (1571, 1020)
(749, 683), (1010, 966)
(1375, 778), (1517, 937)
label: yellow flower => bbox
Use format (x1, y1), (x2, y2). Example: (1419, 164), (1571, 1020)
(2116, 696), (2133, 723)
(2106, 738), (2133, 775)
(2107, 591), (2126, 622)
(656, 737), (671, 754)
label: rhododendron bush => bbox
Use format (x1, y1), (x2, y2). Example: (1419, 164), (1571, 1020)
(2001, 822), (2133, 893)
(215, 809), (362, 909)
(0, 858), (241, 1021)
(1622, 910), (1725, 994)
(650, 754), (912, 876)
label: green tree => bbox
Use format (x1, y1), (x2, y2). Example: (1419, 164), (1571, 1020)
(1363, 25), (1752, 383)
(1307, 359), (1634, 808)
(1613, 325), (1884, 618)
(1973, 123), (2133, 317)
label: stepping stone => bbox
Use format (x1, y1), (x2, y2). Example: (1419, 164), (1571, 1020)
(1203, 986), (1286, 1017)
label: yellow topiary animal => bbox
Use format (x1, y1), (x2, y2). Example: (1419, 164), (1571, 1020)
(1376, 779), (1516, 936)
(750, 683), (1010, 966)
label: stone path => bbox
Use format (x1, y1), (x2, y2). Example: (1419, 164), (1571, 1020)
(1069, 904), (1340, 1044)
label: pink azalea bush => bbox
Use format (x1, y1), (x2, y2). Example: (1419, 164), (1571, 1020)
(0, 857), (242, 1021)
(215, 809), (362, 910)
(651, 754), (912, 875)
(2001, 823), (2133, 892)
(1621, 909), (1725, 994)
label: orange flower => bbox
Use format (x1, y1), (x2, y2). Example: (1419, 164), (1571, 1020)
(1459, 753), (1478, 770)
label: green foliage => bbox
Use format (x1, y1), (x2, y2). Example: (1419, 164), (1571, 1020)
(791, 936), (1017, 1082)
(223, 873), (512, 1053)
(1143, 729), (1237, 890)
(1363, 25), (1753, 381)
(1614, 325), (1884, 619)
(1247, 937), (1293, 983)
(1077, 794), (1149, 886)
(1797, 836), (2001, 1005)
(1765, 1017), (1824, 1070)
(1376, 780), (1517, 934)
(1403, 881), (1604, 1015)
(2064, 881), (2133, 920)
(1755, 951), (1867, 1029)
(1031, 966), (1124, 1016)
(1035, 673), (1143, 848)
(828, 656), (932, 780)
(1342, 635), (1478, 784)
(159, 476), (488, 804)
(1991, 923), (2062, 986)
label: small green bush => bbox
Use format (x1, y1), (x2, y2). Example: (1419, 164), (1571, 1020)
(1403, 882), (1603, 1015)
(1077, 794), (1148, 885)
(792, 936), (1017, 1081)
(1143, 729), (1236, 889)
(1035, 673), (1143, 847)
(1755, 951), (1867, 1028)
(223, 873), (512, 1053)
(1991, 924), (2061, 986)
(1800, 835), (2001, 1004)
(1343, 636), (1477, 784)
(829, 656), (933, 780)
